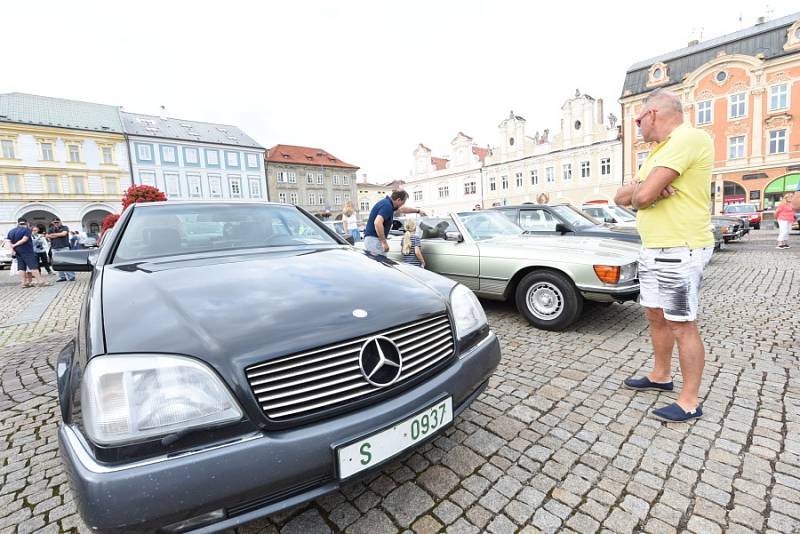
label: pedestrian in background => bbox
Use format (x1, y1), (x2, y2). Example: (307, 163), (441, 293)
(342, 203), (360, 243)
(401, 219), (425, 268)
(69, 231), (81, 250)
(6, 218), (49, 288)
(46, 218), (75, 282)
(774, 193), (796, 249)
(31, 225), (53, 275)
(614, 89), (714, 422)
(363, 190), (426, 257)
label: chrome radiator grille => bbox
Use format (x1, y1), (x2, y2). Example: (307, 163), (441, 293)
(245, 314), (455, 421)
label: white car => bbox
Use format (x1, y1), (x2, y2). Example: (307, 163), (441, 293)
(0, 240), (13, 270)
(582, 204), (637, 230)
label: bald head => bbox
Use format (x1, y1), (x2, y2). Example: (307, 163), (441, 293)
(643, 89), (683, 116)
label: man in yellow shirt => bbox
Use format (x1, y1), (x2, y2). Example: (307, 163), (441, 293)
(614, 89), (714, 422)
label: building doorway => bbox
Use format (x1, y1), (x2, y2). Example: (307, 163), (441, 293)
(81, 209), (114, 237)
(20, 209), (60, 232)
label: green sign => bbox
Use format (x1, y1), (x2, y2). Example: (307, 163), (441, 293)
(764, 174), (800, 193)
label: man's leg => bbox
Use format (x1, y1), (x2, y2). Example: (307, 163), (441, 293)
(644, 307), (675, 382)
(54, 248), (67, 281)
(666, 320), (704, 411)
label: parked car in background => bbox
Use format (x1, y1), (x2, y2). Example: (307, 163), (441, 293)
(491, 204), (640, 243)
(712, 215), (746, 243)
(581, 204), (638, 229)
(368, 211), (640, 331)
(0, 239), (13, 269)
(53, 201), (500, 533)
(723, 203), (761, 229)
(323, 220), (354, 244)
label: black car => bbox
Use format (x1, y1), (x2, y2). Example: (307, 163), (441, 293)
(490, 204), (641, 243)
(53, 201), (500, 533)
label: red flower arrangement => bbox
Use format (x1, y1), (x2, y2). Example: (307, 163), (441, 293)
(101, 185), (168, 235)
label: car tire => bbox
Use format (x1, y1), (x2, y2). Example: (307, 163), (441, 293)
(753, 223), (760, 230)
(515, 270), (583, 331)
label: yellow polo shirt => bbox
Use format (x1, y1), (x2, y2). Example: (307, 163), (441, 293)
(636, 122), (714, 249)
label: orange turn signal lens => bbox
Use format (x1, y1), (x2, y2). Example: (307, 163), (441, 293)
(593, 265), (621, 284)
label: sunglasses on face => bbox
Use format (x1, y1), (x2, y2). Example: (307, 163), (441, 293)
(635, 109), (657, 127)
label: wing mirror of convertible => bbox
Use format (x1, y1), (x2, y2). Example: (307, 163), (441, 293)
(445, 231), (464, 242)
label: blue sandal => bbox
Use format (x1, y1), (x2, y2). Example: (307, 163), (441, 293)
(653, 403), (703, 422)
(623, 376), (673, 392)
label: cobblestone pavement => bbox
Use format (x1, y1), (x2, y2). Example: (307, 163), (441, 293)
(1, 230), (798, 533)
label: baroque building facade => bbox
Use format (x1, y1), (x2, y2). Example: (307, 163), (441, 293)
(403, 92), (622, 216)
(620, 13), (800, 213)
(0, 93), (130, 236)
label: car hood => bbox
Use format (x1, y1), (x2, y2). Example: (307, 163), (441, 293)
(101, 247), (451, 366)
(479, 235), (639, 264)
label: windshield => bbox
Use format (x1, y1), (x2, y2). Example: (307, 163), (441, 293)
(113, 204), (337, 262)
(457, 211), (524, 240)
(550, 205), (601, 228)
(608, 205), (637, 222)
(724, 204), (757, 213)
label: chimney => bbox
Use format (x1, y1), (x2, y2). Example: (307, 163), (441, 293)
(756, 16), (766, 24)
(596, 98), (604, 124)
(159, 105), (167, 120)
(688, 39), (699, 46)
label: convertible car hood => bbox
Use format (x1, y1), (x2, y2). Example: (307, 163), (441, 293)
(482, 235), (639, 263)
(101, 247), (449, 365)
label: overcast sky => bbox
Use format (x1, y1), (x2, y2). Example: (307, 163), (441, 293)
(4, 1), (798, 182)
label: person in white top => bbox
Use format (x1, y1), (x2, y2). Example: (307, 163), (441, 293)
(342, 203), (360, 242)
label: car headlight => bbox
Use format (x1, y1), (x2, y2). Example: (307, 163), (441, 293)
(450, 284), (487, 339)
(619, 262), (637, 283)
(81, 354), (242, 446)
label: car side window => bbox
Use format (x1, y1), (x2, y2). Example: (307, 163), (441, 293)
(419, 217), (456, 239)
(499, 210), (518, 224)
(585, 208), (602, 218)
(519, 210), (558, 232)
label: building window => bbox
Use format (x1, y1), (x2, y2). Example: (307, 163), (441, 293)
(209, 175), (222, 198)
(6, 174), (20, 193)
(46, 175), (60, 193)
(343, 175), (350, 185)
(136, 143), (153, 161)
(580, 161), (590, 178)
(769, 129), (787, 154)
(333, 175), (340, 185)
(562, 163), (572, 181)
(696, 100), (712, 125)
(189, 175), (203, 198)
(636, 151), (649, 170)
(288, 172), (296, 184)
(545, 167), (554, 183)
(530, 169), (538, 185)
(290, 192), (298, 204)
(41, 142), (54, 161)
(306, 173), (314, 184)
(360, 200), (369, 211)
(515, 172), (523, 188)
(229, 176), (242, 198)
(183, 147), (199, 165)
(344, 193), (350, 202)
(317, 173), (324, 185)
(414, 190), (423, 201)
(68, 144), (81, 163)
(464, 181), (476, 195)
(105, 177), (120, 195)
(438, 185), (449, 198)
(71, 176), (85, 194)
(335, 194), (342, 205)
(729, 93), (746, 119)
(769, 83), (788, 111)
(1, 139), (15, 159)
(225, 151), (240, 168)
(489, 176), (496, 191)
(307, 193), (316, 205)
(164, 173), (180, 197)
(728, 136), (745, 160)
(276, 171), (287, 183)
(139, 171), (156, 187)
(501, 175), (508, 190)
(246, 153), (260, 169)
(249, 177), (262, 198)
(601, 158), (611, 175)
(101, 146), (114, 164)
(161, 145), (177, 164)
(278, 192), (286, 203)
(205, 149), (220, 166)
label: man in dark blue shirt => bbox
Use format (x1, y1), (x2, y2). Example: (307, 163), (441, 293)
(364, 190), (426, 256)
(6, 218), (49, 287)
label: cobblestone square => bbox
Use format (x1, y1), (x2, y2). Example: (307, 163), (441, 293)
(1, 230), (798, 533)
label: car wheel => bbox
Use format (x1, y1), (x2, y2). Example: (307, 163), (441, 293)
(753, 223), (760, 230)
(515, 270), (583, 331)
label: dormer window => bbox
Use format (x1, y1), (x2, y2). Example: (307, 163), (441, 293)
(646, 62), (669, 87)
(509, 137), (515, 146)
(784, 20), (800, 51)
(715, 70), (728, 84)
(574, 120), (582, 130)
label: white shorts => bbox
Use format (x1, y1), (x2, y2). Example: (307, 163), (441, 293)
(638, 246), (713, 322)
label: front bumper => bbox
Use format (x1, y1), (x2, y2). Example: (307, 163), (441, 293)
(59, 332), (501, 533)
(577, 282), (640, 303)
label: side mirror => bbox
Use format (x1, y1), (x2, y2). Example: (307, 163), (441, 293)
(554, 223), (571, 234)
(52, 249), (95, 272)
(604, 217), (617, 224)
(445, 231), (464, 242)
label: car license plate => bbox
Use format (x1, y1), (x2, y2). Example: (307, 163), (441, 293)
(337, 397), (453, 479)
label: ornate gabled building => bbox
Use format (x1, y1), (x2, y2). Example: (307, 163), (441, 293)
(620, 12), (800, 212)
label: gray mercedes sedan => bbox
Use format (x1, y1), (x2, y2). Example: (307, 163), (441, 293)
(54, 202), (500, 533)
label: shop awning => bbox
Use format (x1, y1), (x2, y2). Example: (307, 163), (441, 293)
(764, 174), (800, 193)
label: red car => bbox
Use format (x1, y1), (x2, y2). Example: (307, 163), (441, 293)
(723, 203), (761, 230)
